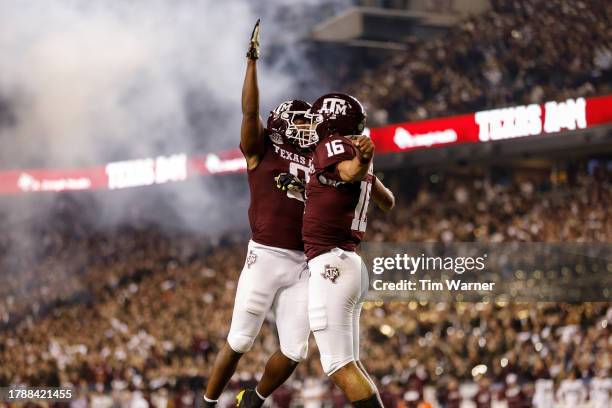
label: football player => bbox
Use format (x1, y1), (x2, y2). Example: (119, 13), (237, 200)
(299, 93), (395, 408)
(203, 20), (313, 408)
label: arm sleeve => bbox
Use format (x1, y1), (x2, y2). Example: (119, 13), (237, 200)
(314, 137), (356, 182)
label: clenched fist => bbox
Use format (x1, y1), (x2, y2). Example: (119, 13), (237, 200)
(351, 135), (374, 164)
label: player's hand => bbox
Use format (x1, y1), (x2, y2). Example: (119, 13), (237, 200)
(275, 172), (305, 193)
(246, 19), (261, 60)
(351, 135), (374, 164)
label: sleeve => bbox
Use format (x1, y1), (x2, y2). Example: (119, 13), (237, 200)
(314, 136), (356, 182)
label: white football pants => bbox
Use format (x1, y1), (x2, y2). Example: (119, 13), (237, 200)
(307, 248), (369, 375)
(227, 240), (310, 362)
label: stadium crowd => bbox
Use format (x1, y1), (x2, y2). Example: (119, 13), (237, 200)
(348, 0), (611, 124)
(1, 0), (611, 406)
(1, 165), (610, 407)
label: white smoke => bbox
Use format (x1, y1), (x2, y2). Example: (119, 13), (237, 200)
(0, 0), (357, 326)
(0, 0), (352, 229)
(0, 0), (294, 166)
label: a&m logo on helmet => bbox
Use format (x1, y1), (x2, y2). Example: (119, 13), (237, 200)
(318, 98), (348, 118)
(273, 101), (292, 115)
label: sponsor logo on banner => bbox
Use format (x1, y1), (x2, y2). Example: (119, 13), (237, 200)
(17, 173), (39, 192)
(393, 127), (458, 149)
(205, 154), (247, 174)
(17, 172), (91, 192)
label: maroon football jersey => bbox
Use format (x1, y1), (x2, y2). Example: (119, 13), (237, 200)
(245, 131), (312, 250)
(302, 135), (374, 260)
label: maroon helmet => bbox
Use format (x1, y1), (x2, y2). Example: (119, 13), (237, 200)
(302, 93), (367, 147)
(267, 100), (312, 148)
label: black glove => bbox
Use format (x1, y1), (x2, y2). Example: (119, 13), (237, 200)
(246, 19), (261, 60)
(275, 172), (305, 193)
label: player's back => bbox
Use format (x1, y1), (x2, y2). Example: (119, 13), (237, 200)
(302, 135), (373, 260)
(247, 131), (312, 250)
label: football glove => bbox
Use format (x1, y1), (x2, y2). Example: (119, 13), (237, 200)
(275, 172), (305, 193)
(246, 19), (261, 60)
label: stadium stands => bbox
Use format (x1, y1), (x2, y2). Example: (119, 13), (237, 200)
(1, 165), (610, 407)
(347, 0), (611, 125)
(1, 0), (611, 406)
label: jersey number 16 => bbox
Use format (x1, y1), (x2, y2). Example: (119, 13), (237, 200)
(325, 140), (345, 157)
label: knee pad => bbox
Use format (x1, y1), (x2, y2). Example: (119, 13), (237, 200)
(322, 355), (354, 376)
(244, 289), (270, 316)
(309, 302), (354, 375)
(280, 341), (308, 363)
(227, 289), (271, 354)
(227, 332), (255, 354)
(308, 303), (327, 332)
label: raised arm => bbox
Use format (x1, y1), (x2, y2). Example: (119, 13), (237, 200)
(371, 176), (395, 211)
(337, 135), (374, 182)
(240, 20), (265, 170)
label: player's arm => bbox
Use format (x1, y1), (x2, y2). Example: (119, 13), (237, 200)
(337, 135), (374, 182)
(240, 19), (265, 170)
(371, 176), (395, 211)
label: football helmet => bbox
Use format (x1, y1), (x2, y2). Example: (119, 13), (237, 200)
(267, 100), (312, 148)
(302, 93), (367, 148)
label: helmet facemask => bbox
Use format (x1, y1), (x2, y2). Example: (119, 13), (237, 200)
(293, 110), (326, 149)
(285, 110), (319, 149)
